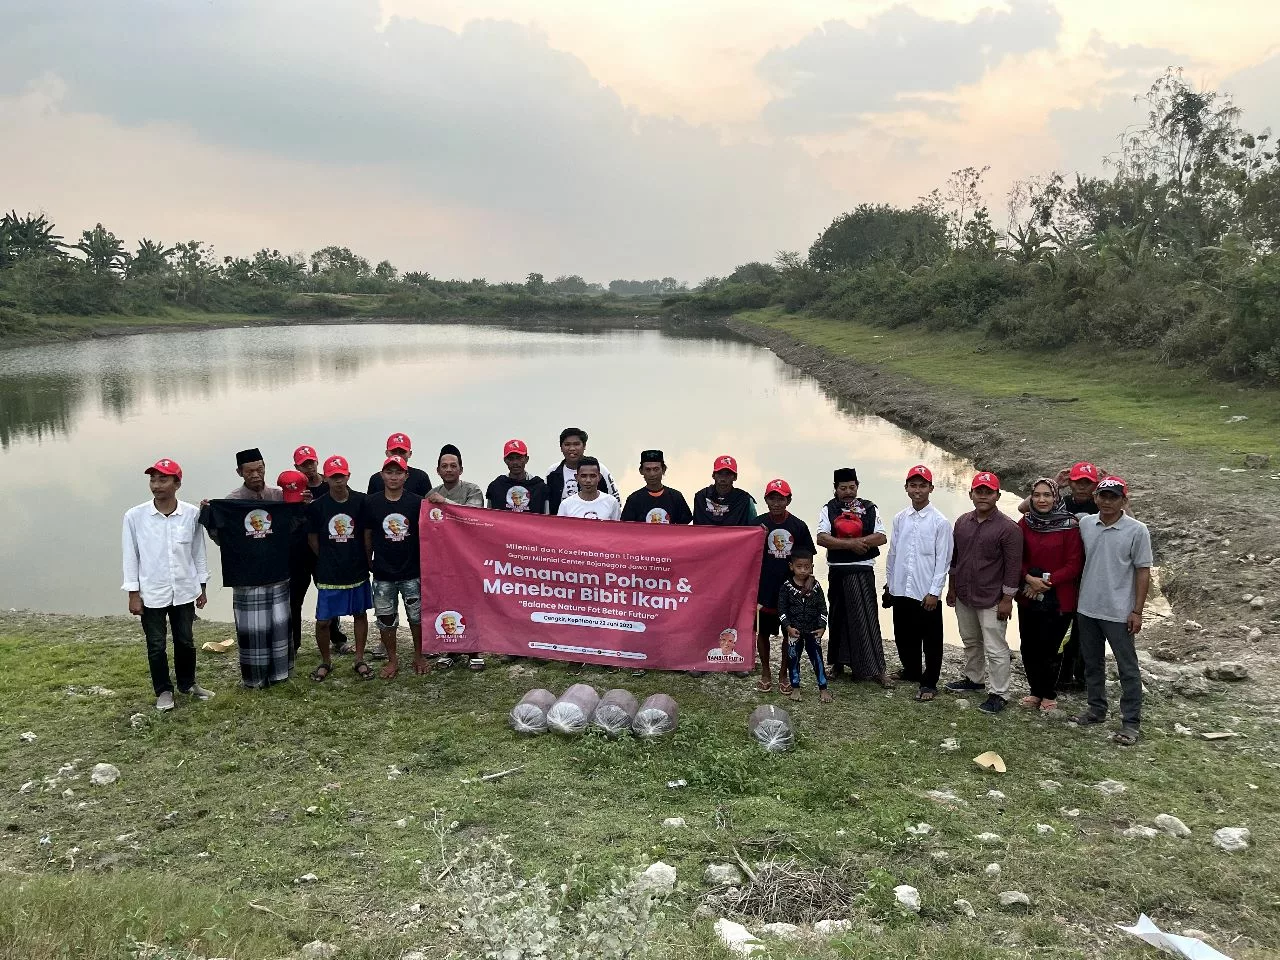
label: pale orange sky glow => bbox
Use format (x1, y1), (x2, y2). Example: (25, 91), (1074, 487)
(2, 1), (1276, 282)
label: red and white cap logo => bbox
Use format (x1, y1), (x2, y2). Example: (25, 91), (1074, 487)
(293, 445), (318, 466)
(906, 464), (933, 484)
(323, 455), (350, 477)
(764, 478), (792, 498)
(1069, 462), (1099, 482)
(145, 458), (182, 479)
(971, 471), (1000, 491)
(385, 433), (412, 453)
(713, 455), (738, 475)
(503, 439), (529, 457)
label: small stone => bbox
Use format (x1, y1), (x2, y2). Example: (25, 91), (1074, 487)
(1247, 627), (1263, 642)
(386, 765), (403, 779)
(813, 918), (853, 936)
(906, 822), (933, 836)
(705, 863), (744, 885)
(930, 850), (950, 861)
(926, 788), (966, 805)
(1244, 453), (1271, 469)
(61, 788), (74, 799)
(713, 918), (763, 956)
(1250, 596), (1266, 609)
(954, 698), (969, 709)
(19, 731), (36, 743)
(1213, 827), (1250, 852)
(1035, 824), (1055, 835)
(1174, 723), (1194, 736)
(939, 737), (960, 751)
(984, 863), (1001, 877)
(129, 713), (147, 729)
(1062, 808), (1081, 818)
(693, 904), (716, 921)
(1173, 675), (1211, 697)
(986, 790), (1006, 800)
(18, 781), (34, 794)
(402, 952), (429, 960)
(662, 817), (687, 829)
(639, 861), (677, 891)
(89, 763), (120, 786)
(1205, 662), (1250, 681)
(893, 884), (922, 912)
(999, 891), (1031, 910)
(1242, 594), (1255, 603)
(1094, 779), (1126, 796)
(393, 818), (409, 829)
(953, 898), (976, 919)
(305, 805), (319, 815)
(975, 832), (1003, 845)
(1038, 779), (1062, 792)
(1154, 814), (1191, 838)
(1122, 825), (1159, 839)
(758, 922), (801, 940)
(296, 873), (319, 884)
(300, 941), (338, 960)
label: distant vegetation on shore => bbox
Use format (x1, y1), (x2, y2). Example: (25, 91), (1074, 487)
(671, 70), (1280, 384)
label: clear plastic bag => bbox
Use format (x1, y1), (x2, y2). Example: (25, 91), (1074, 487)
(592, 688), (639, 738)
(546, 683), (600, 735)
(749, 704), (795, 752)
(509, 688), (558, 736)
(633, 693), (679, 738)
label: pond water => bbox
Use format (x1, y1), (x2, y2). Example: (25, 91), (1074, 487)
(0, 322), (1021, 642)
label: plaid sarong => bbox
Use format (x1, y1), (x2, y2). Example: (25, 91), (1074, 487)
(232, 580), (292, 688)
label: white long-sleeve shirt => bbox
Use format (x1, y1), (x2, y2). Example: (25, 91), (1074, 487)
(816, 504), (887, 568)
(121, 499), (209, 608)
(884, 503), (953, 601)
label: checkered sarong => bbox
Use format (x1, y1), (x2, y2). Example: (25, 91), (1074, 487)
(232, 580), (292, 688)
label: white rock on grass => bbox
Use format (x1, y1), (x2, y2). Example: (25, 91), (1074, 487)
(999, 891), (1031, 910)
(89, 763), (120, 786)
(1213, 827), (1250, 852)
(1035, 824), (1055, 835)
(984, 863), (1001, 878)
(926, 789), (966, 805)
(18, 781), (34, 794)
(1250, 596), (1265, 609)
(758, 922), (801, 941)
(662, 817), (687, 829)
(19, 731), (37, 743)
(953, 899), (976, 919)
(300, 942), (338, 960)
(1094, 779), (1126, 796)
(402, 952), (428, 960)
(639, 861), (677, 891)
(1061, 808), (1081, 818)
(906, 823), (933, 836)
(1155, 814), (1191, 838)
(813, 919), (853, 936)
(975, 832), (1003, 845)
(986, 790), (1006, 801)
(893, 885), (922, 913)
(61, 788), (74, 800)
(295, 873), (319, 884)
(940, 737), (960, 751)
(954, 698), (970, 709)
(713, 918), (763, 956)
(1122, 825), (1159, 839)
(704, 863), (743, 885)
(1174, 723), (1194, 736)
(393, 818), (409, 829)
(1038, 779), (1062, 792)
(1247, 627), (1264, 642)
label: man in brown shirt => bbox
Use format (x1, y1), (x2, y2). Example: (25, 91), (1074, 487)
(944, 472), (1023, 713)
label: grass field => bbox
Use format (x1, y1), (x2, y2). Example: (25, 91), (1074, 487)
(735, 307), (1280, 465)
(0, 613), (1275, 959)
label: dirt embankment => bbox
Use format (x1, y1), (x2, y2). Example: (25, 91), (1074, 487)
(724, 317), (1280, 689)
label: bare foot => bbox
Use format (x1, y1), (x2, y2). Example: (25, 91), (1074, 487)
(413, 657), (432, 676)
(788, 689), (802, 702)
(820, 689), (833, 703)
(379, 661), (399, 680)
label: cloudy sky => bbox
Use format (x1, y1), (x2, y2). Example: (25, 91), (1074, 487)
(2, 1), (1276, 283)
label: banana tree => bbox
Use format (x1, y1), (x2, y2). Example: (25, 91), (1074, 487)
(129, 238), (173, 277)
(75, 223), (128, 274)
(2, 210), (65, 260)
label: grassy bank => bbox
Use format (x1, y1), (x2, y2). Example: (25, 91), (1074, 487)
(0, 613), (1275, 959)
(734, 308), (1280, 465)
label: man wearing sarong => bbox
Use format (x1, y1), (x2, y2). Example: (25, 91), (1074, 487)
(816, 467), (892, 686)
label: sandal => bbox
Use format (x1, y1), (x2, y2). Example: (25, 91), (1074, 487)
(309, 663), (332, 682)
(756, 677), (773, 693)
(914, 688), (936, 702)
(332, 642), (353, 656)
(354, 660), (374, 681)
(1072, 712), (1105, 726)
(1112, 728), (1141, 746)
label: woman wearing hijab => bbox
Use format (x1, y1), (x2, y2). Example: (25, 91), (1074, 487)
(1016, 477), (1084, 712)
(816, 468), (891, 686)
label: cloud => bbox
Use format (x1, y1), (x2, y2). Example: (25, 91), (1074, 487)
(757, 1), (1062, 134)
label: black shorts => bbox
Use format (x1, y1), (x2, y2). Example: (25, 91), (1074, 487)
(757, 609), (781, 638)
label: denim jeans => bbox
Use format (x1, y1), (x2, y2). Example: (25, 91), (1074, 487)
(372, 578), (421, 629)
(141, 602), (196, 696)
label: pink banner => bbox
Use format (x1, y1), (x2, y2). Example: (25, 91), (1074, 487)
(419, 503), (762, 671)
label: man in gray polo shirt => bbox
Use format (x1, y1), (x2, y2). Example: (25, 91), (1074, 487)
(1073, 476), (1152, 745)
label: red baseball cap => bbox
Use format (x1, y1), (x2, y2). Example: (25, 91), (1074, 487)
(906, 464), (933, 484)
(713, 455), (738, 475)
(503, 439), (529, 458)
(1095, 475), (1128, 496)
(322, 455), (350, 477)
(277, 470), (308, 503)
(764, 478), (792, 498)
(385, 433), (412, 453)
(145, 458), (182, 480)
(293, 445), (318, 467)
(971, 471), (1000, 491)
(1069, 461), (1100, 482)
(382, 455), (409, 472)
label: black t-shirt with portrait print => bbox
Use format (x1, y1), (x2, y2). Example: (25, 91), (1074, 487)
(361, 491), (423, 582)
(486, 474), (549, 514)
(200, 500), (307, 588)
(309, 490), (369, 586)
(621, 486), (693, 525)
(757, 512), (816, 609)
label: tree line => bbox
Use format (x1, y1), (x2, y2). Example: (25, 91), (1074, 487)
(673, 69), (1280, 384)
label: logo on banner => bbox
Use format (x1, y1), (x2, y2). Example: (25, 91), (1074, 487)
(707, 627), (744, 664)
(645, 507), (670, 524)
(766, 528), (794, 558)
(434, 610), (466, 640)
(244, 509), (272, 538)
(383, 513), (410, 541)
(328, 513), (354, 542)
(427, 507), (445, 522)
(506, 486), (531, 512)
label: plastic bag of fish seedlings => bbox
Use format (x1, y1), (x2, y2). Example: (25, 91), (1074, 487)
(633, 693), (679, 738)
(749, 704), (795, 752)
(547, 683), (600, 735)
(509, 688), (558, 735)
(591, 688), (639, 738)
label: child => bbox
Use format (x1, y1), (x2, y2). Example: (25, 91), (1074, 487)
(777, 550), (831, 703)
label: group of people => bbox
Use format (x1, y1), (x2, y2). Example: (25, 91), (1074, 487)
(120, 427), (1152, 745)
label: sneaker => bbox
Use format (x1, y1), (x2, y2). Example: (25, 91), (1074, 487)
(155, 691), (175, 712)
(181, 684), (216, 701)
(978, 694), (1007, 714)
(944, 678), (985, 693)
(368, 641), (387, 660)
(469, 657), (486, 672)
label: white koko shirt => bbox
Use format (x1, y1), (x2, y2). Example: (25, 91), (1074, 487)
(884, 503), (953, 601)
(556, 493), (622, 521)
(121, 499), (209, 608)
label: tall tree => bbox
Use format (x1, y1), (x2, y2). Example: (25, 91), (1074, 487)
(808, 203), (947, 271)
(128, 238), (173, 277)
